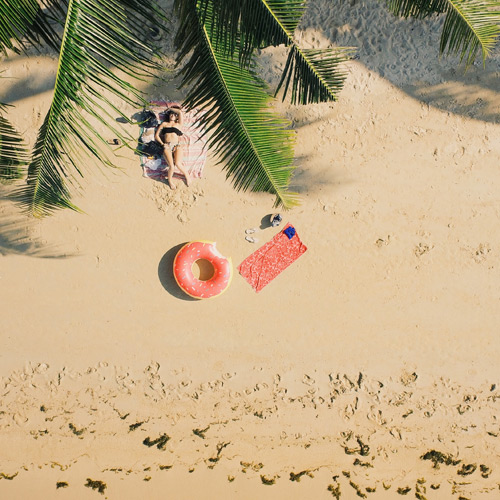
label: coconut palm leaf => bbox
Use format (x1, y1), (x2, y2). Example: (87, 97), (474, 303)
(441, 0), (500, 66)
(385, 0), (500, 66)
(384, 0), (446, 18)
(0, 102), (29, 181)
(262, 0), (354, 104)
(181, 0), (353, 104)
(276, 44), (355, 104)
(176, 0), (299, 208)
(193, 0), (306, 64)
(0, 0), (65, 53)
(12, 0), (169, 217)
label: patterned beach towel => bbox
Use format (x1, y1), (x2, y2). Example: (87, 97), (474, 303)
(140, 100), (207, 181)
(238, 223), (307, 292)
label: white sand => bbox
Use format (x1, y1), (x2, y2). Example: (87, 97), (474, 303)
(1, 0), (500, 497)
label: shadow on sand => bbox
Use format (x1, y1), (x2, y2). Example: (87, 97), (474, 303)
(0, 192), (72, 258)
(296, 0), (500, 124)
(158, 242), (198, 301)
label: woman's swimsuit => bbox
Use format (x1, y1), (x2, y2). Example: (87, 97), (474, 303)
(162, 126), (183, 137)
(161, 126), (183, 152)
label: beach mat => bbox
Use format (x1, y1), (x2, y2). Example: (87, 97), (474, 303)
(238, 224), (307, 292)
(140, 100), (207, 181)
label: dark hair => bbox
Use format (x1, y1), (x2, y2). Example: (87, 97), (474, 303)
(165, 105), (181, 122)
(165, 110), (178, 122)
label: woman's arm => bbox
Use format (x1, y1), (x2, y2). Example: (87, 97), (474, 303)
(154, 123), (165, 145)
(167, 106), (183, 126)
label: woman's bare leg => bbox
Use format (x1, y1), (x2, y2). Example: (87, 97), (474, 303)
(162, 145), (176, 189)
(174, 146), (191, 186)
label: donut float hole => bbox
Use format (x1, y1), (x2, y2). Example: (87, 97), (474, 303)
(191, 259), (215, 281)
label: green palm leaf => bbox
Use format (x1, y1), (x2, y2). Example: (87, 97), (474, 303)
(385, 0), (500, 66)
(188, 0), (353, 104)
(265, 0), (354, 104)
(0, 0), (65, 53)
(193, 0), (306, 64)
(384, 0), (446, 18)
(276, 44), (355, 104)
(441, 0), (500, 66)
(176, 0), (299, 208)
(12, 0), (169, 217)
(0, 102), (29, 181)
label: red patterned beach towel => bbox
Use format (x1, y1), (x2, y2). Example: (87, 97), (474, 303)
(140, 100), (207, 181)
(238, 224), (307, 292)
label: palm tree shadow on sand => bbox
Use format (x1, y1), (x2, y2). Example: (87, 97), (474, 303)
(298, 0), (500, 124)
(0, 195), (72, 258)
(158, 242), (198, 301)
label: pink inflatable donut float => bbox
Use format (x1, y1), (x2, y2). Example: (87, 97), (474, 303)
(173, 241), (232, 299)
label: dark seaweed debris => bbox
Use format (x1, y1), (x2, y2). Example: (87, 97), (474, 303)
(208, 442), (230, 467)
(397, 486), (411, 495)
(240, 461), (264, 473)
(143, 434), (170, 450)
(85, 478), (107, 494)
(68, 423), (85, 436)
(480, 464), (491, 478)
(420, 450), (460, 468)
(349, 481), (367, 498)
(159, 465), (172, 470)
(56, 482), (68, 489)
(0, 472), (18, 480)
(327, 482), (341, 499)
(289, 470), (314, 482)
(260, 475), (277, 485)
(353, 458), (373, 468)
(457, 464), (477, 476)
(345, 438), (370, 456)
(415, 481), (427, 500)
(357, 438), (370, 456)
(129, 421), (144, 432)
(193, 426), (210, 439)
(104, 468), (123, 473)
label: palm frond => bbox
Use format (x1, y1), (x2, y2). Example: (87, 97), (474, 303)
(385, 0), (447, 18)
(276, 45), (355, 104)
(0, 102), (29, 182)
(176, 0), (299, 209)
(180, 0), (353, 105)
(441, 0), (500, 66)
(187, 0), (306, 65)
(0, 0), (65, 53)
(263, 0), (354, 104)
(12, 0), (169, 217)
(385, 0), (500, 67)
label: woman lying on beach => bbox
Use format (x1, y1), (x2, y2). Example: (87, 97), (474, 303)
(154, 106), (191, 189)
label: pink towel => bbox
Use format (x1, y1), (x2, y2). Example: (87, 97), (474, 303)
(141, 100), (207, 181)
(238, 224), (307, 292)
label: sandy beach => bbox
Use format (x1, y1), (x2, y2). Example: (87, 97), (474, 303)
(1, 0), (500, 498)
